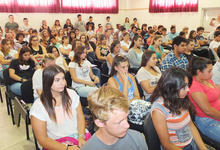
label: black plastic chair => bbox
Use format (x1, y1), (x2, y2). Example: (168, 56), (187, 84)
(3, 68), (16, 124)
(14, 97), (31, 140)
(143, 113), (161, 150)
(135, 77), (144, 99)
(100, 61), (109, 85)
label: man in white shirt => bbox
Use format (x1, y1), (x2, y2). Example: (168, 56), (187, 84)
(74, 14), (86, 33)
(19, 18), (31, 38)
(209, 31), (220, 61)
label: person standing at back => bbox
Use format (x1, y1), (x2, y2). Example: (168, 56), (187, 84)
(74, 14), (86, 33)
(5, 15), (19, 33)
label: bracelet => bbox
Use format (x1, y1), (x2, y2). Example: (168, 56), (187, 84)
(78, 134), (85, 139)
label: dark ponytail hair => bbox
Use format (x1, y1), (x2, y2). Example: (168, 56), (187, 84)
(188, 57), (212, 76)
(110, 55), (129, 77)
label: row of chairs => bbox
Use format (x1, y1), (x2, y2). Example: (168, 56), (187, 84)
(0, 68), (37, 148)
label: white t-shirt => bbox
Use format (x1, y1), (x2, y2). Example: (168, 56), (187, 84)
(212, 61), (220, 85)
(56, 56), (66, 71)
(161, 35), (170, 43)
(59, 44), (72, 56)
(69, 51), (75, 59)
(20, 24), (31, 32)
(32, 69), (43, 99)
(136, 66), (161, 100)
(30, 88), (79, 140)
(209, 40), (220, 61)
(69, 60), (92, 88)
(120, 40), (131, 56)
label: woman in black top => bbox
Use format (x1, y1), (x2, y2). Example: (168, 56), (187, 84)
(29, 36), (47, 63)
(8, 46), (36, 96)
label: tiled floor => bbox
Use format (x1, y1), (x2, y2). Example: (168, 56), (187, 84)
(0, 87), (35, 150)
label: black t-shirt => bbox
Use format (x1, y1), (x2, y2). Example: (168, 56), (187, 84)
(9, 59), (35, 84)
(63, 24), (74, 30)
(86, 22), (95, 30)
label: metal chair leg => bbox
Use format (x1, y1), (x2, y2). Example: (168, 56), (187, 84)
(0, 86), (3, 103)
(5, 92), (10, 115)
(33, 130), (40, 150)
(8, 96), (15, 125)
(25, 114), (30, 140)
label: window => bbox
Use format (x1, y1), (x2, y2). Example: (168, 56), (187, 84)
(0, 0), (60, 13)
(0, 0), (14, 12)
(149, 0), (198, 13)
(61, 0), (118, 13)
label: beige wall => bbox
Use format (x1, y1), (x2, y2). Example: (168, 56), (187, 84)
(119, 0), (220, 32)
(0, 0), (219, 33)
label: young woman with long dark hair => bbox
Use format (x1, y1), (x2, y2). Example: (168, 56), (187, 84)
(106, 40), (121, 74)
(136, 51), (161, 101)
(151, 67), (206, 150)
(9, 46), (36, 96)
(108, 55), (151, 132)
(188, 57), (220, 143)
(69, 46), (99, 98)
(31, 65), (90, 150)
(29, 35), (47, 63)
(127, 35), (143, 73)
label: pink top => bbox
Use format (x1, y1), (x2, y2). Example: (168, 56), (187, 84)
(188, 77), (220, 121)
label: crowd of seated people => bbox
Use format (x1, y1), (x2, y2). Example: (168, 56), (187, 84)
(1, 13), (220, 149)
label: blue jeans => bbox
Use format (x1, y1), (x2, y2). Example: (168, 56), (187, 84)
(183, 139), (199, 150)
(160, 139), (199, 150)
(195, 116), (220, 143)
(75, 86), (98, 98)
(92, 67), (101, 87)
(8, 82), (22, 96)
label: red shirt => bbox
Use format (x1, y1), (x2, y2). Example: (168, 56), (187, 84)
(188, 77), (220, 121)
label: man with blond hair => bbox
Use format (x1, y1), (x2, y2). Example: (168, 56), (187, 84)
(81, 86), (148, 150)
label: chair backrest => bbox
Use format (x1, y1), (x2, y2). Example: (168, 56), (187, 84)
(135, 77), (144, 99)
(20, 80), (34, 103)
(143, 113), (161, 150)
(3, 68), (13, 85)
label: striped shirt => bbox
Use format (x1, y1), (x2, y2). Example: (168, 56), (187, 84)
(151, 98), (193, 148)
